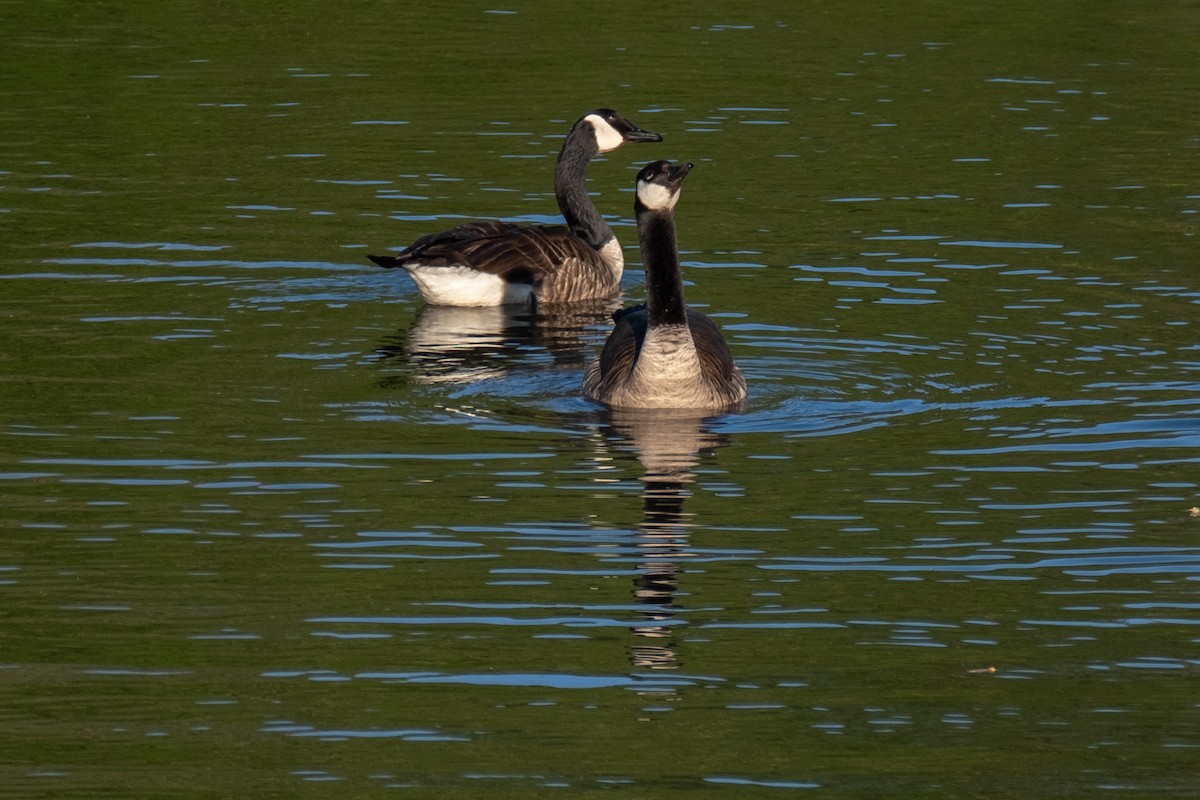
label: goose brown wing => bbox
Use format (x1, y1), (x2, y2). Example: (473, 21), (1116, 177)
(598, 305), (648, 379)
(685, 309), (740, 383)
(402, 221), (597, 279)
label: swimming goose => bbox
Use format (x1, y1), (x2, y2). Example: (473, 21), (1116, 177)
(367, 109), (662, 307)
(583, 160), (747, 410)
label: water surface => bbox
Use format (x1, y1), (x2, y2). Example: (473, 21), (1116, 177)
(2, 1), (1199, 797)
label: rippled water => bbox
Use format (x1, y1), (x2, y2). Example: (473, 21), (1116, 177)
(3, 1), (1200, 797)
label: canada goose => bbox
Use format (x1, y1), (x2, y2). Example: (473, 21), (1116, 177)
(367, 109), (662, 307)
(583, 160), (747, 410)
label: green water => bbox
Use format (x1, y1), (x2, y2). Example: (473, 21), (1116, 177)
(2, 1), (1199, 797)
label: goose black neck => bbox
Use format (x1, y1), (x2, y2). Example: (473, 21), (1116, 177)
(554, 123), (614, 251)
(643, 478), (689, 525)
(637, 208), (686, 327)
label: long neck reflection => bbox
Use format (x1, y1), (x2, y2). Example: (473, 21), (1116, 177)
(630, 470), (692, 670)
(604, 410), (727, 672)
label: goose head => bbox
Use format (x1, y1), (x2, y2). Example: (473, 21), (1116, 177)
(635, 159), (693, 213)
(582, 109), (663, 153)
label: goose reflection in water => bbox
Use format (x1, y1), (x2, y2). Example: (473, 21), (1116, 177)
(370, 299), (618, 385)
(600, 409), (732, 671)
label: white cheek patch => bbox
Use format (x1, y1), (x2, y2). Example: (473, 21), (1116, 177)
(636, 181), (679, 211)
(585, 114), (625, 153)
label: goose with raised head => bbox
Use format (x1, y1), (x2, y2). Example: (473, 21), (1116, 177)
(367, 109), (662, 307)
(583, 160), (747, 409)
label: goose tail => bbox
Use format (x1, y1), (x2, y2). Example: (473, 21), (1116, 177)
(367, 254), (404, 269)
